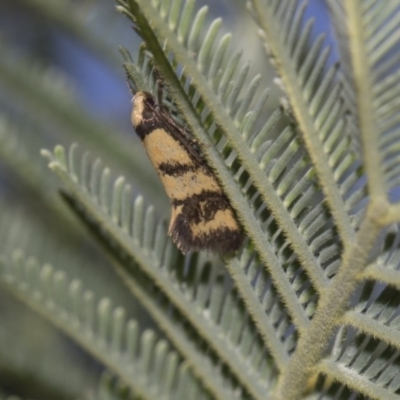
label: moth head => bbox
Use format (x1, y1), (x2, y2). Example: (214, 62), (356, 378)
(131, 91), (157, 128)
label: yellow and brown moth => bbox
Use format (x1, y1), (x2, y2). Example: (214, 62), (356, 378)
(131, 91), (243, 254)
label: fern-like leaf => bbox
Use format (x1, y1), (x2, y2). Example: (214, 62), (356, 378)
(0, 251), (210, 400)
(4, 1), (400, 399)
(247, 0), (367, 243)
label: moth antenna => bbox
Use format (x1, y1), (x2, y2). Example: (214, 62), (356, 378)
(157, 81), (163, 105)
(122, 64), (137, 96)
(152, 67), (165, 105)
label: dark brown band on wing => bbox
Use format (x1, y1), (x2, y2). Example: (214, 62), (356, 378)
(158, 162), (198, 176)
(172, 190), (231, 223)
(172, 189), (228, 206)
(135, 119), (160, 140)
(170, 213), (243, 254)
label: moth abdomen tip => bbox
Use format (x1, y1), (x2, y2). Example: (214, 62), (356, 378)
(168, 194), (243, 254)
(170, 221), (243, 254)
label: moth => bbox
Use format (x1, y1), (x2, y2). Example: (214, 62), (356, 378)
(131, 91), (243, 254)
